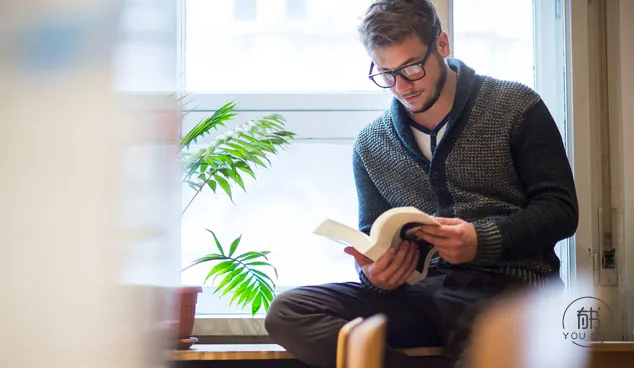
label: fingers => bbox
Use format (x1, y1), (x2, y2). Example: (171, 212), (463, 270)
(434, 217), (463, 226)
(371, 246), (396, 274)
(394, 245), (419, 285)
(418, 224), (460, 238)
(416, 230), (459, 248)
(383, 242), (416, 285)
(344, 247), (373, 267)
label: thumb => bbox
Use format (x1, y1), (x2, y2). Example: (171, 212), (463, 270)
(344, 247), (372, 266)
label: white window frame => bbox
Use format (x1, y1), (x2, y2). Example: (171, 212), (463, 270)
(180, 0), (598, 335)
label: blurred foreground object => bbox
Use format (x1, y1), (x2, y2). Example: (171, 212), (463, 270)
(0, 1), (180, 367)
(465, 280), (606, 368)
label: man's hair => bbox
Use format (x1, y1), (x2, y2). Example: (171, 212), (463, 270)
(359, 0), (442, 51)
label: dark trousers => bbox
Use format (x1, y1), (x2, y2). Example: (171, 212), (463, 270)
(264, 266), (530, 368)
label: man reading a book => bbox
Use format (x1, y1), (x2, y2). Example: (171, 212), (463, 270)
(265, 1), (578, 367)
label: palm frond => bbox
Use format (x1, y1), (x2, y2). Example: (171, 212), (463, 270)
(182, 232), (277, 316)
(179, 101), (238, 150)
(182, 110), (296, 206)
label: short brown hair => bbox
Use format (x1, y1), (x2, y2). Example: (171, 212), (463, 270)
(359, 0), (442, 51)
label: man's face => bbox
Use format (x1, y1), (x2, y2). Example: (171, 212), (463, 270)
(371, 34), (447, 114)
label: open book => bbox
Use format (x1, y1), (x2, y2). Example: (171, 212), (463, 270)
(313, 207), (440, 285)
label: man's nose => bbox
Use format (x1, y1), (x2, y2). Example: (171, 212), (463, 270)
(393, 74), (414, 93)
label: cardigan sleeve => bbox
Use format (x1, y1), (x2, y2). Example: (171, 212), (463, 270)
(352, 148), (391, 236)
(473, 99), (579, 261)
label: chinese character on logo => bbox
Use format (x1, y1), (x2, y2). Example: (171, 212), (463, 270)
(577, 307), (601, 330)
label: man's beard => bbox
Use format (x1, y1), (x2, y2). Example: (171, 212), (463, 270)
(405, 56), (448, 114)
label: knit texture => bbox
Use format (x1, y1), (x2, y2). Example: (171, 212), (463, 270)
(352, 59), (578, 290)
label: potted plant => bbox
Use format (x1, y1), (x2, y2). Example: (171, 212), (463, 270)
(173, 101), (295, 349)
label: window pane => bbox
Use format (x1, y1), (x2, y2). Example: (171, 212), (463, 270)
(181, 142), (359, 298)
(452, 0), (535, 89)
(185, 0), (374, 92)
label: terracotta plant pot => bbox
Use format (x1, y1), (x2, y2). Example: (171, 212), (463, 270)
(175, 286), (202, 350)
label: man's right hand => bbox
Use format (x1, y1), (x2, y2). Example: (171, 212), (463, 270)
(344, 240), (420, 290)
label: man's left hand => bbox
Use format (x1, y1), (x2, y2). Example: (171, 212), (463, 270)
(416, 217), (478, 264)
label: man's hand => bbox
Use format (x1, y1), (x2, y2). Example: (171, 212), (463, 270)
(416, 217), (478, 264)
(344, 241), (419, 290)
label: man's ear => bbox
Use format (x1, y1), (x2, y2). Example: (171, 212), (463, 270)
(436, 31), (451, 58)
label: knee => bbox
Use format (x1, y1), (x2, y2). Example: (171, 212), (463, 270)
(264, 289), (299, 338)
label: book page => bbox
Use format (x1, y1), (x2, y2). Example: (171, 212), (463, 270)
(313, 219), (371, 253)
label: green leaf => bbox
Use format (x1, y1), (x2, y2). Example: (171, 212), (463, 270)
(232, 278), (255, 306)
(205, 229), (225, 256)
(180, 101), (237, 149)
(242, 135), (276, 153)
(180, 253), (225, 272)
(228, 235), (242, 257)
(214, 174), (232, 200)
(242, 153), (267, 168)
(229, 282), (246, 304)
(259, 282), (274, 302)
(222, 271), (248, 296)
(220, 168), (245, 192)
(207, 179), (217, 192)
(263, 295), (271, 312)
(251, 293), (263, 316)
(238, 283), (260, 310)
(235, 252), (266, 262)
(234, 137), (266, 155)
(231, 171), (245, 191)
(273, 131), (297, 138)
(245, 261), (272, 267)
(235, 162), (256, 179)
(237, 280), (256, 307)
(223, 148), (249, 159)
(204, 261), (236, 284)
(257, 277), (275, 295)
(210, 262), (240, 284)
(225, 142), (254, 158)
(214, 267), (244, 294)
(251, 269), (276, 286)
(208, 154), (232, 168)
(186, 181), (201, 191)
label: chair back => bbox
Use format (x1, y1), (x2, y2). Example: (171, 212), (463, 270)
(336, 314), (387, 368)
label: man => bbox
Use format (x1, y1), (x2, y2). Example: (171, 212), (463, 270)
(265, 1), (578, 367)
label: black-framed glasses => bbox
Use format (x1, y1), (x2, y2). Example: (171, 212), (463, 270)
(368, 36), (437, 88)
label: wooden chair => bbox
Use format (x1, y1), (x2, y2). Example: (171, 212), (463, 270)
(336, 314), (388, 368)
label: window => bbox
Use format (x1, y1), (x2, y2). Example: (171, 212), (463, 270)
(234, 0), (257, 21)
(185, 0), (379, 93)
(181, 0), (384, 315)
(287, 0), (308, 20)
(452, 0), (535, 89)
(181, 0), (574, 315)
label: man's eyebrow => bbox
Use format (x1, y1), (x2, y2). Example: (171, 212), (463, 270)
(376, 57), (420, 72)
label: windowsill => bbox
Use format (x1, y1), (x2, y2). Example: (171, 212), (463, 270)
(193, 314), (267, 337)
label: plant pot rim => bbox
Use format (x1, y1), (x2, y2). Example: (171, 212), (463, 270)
(179, 285), (203, 294)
